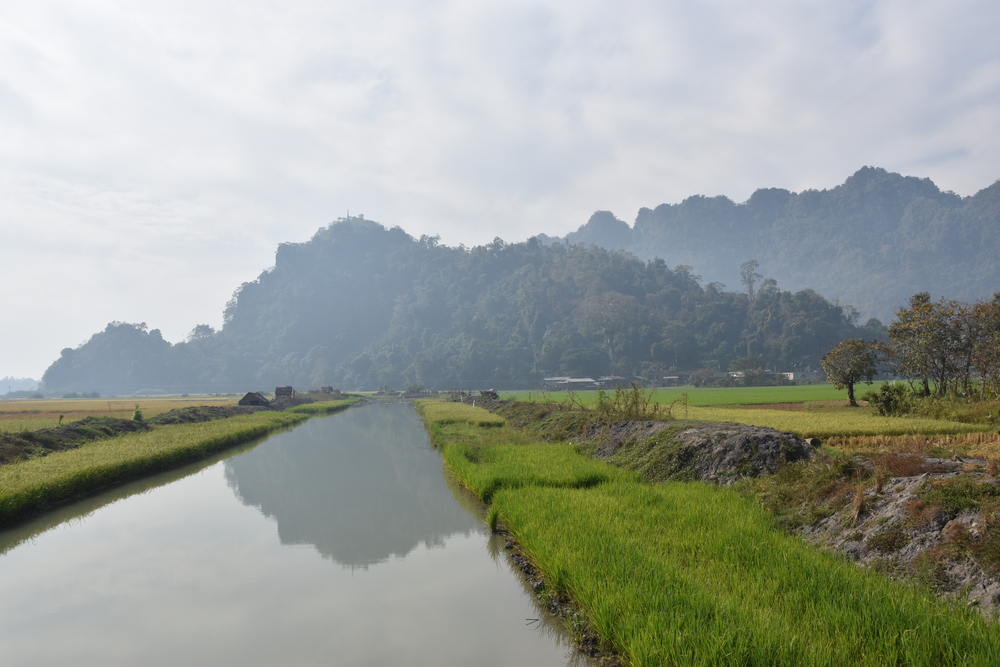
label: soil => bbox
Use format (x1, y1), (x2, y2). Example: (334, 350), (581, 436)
(147, 405), (264, 424)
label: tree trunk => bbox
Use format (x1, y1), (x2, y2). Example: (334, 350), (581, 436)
(848, 382), (858, 407)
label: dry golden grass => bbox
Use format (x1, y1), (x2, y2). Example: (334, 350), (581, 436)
(825, 432), (1000, 458)
(0, 396), (240, 433)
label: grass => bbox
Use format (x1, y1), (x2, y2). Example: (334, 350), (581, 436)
(0, 396), (241, 433)
(501, 383), (890, 407)
(284, 399), (357, 415)
(418, 398), (1000, 666)
(0, 411), (307, 526)
(683, 405), (992, 439)
(418, 401), (506, 427)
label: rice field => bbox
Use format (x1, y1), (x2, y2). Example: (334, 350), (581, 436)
(684, 405), (992, 439)
(501, 383), (889, 407)
(0, 411), (306, 526)
(500, 384), (993, 439)
(0, 396), (240, 433)
(420, 401), (1000, 665)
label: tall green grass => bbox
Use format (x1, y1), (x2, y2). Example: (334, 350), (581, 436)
(422, 401), (1000, 666)
(496, 482), (997, 666)
(0, 412), (306, 526)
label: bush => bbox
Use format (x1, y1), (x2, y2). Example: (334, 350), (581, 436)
(593, 383), (670, 423)
(864, 383), (913, 416)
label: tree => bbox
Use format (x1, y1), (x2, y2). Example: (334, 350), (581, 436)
(821, 338), (883, 407)
(740, 259), (763, 299)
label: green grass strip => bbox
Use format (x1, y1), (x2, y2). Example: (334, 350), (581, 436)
(284, 398), (358, 414)
(496, 482), (998, 666)
(0, 411), (307, 526)
(419, 400), (1000, 666)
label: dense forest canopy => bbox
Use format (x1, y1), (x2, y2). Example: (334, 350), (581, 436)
(551, 167), (1000, 322)
(42, 217), (875, 394)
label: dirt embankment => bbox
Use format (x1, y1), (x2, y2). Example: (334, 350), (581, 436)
(0, 405), (267, 465)
(485, 396), (818, 484)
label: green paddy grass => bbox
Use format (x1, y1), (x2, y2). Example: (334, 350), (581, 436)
(418, 399), (1000, 666)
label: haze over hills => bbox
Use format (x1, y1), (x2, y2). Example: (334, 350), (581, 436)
(40, 218), (875, 395)
(38, 166), (1000, 395)
(545, 167), (1000, 322)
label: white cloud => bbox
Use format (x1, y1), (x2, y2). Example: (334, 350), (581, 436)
(0, 0), (998, 378)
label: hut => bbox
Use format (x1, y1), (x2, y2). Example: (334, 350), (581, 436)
(239, 392), (270, 407)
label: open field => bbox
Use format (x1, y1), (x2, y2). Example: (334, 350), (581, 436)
(683, 405), (993, 439)
(501, 382), (890, 407)
(0, 396), (241, 433)
(418, 400), (1000, 666)
(500, 384), (996, 439)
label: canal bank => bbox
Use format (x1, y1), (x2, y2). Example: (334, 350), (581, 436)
(0, 400), (359, 527)
(418, 399), (1000, 666)
(0, 401), (584, 666)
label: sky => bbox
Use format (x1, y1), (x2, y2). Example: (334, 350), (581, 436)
(2, 1), (999, 381)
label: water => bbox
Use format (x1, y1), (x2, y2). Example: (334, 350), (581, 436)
(0, 402), (586, 666)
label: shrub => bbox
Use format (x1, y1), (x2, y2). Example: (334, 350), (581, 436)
(864, 383), (913, 416)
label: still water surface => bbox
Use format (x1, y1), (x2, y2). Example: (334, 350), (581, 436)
(0, 402), (586, 666)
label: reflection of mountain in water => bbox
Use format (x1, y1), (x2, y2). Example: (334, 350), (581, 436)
(224, 402), (482, 568)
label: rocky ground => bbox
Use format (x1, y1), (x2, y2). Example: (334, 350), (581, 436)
(799, 459), (1000, 615)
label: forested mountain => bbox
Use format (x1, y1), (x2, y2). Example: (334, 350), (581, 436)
(42, 217), (874, 394)
(556, 167), (1000, 322)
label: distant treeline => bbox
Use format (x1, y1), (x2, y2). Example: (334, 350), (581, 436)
(552, 166), (1000, 323)
(43, 218), (880, 394)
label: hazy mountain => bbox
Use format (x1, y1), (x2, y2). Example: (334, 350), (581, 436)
(41, 217), (869, 394)
(557, 167), (1000, 322)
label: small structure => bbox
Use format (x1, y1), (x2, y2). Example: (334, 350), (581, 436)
(479, 389), (499, 400)
(239, 392), (270, 407)
(320, 386), (334, 394)
(597, 376), (629, 389)
(541, 377), (600, 391)
(275, 386), (296, 399)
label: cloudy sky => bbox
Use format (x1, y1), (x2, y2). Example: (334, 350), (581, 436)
(2, 0), (999, 381)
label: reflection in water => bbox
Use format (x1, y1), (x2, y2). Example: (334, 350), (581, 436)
(0, 402), (591, 666)
(225, 401), (482, 568)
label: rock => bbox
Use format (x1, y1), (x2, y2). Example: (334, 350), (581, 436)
(594, 421), (816, 485)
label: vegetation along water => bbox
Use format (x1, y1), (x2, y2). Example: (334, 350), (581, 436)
(418, 399), (1000, 666)
(0, 398), (356, 526)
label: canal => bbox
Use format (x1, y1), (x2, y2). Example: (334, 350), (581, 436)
(0, 402), (588, 666)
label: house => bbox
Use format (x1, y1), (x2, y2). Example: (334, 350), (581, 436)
(275, 386), (296, 399)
